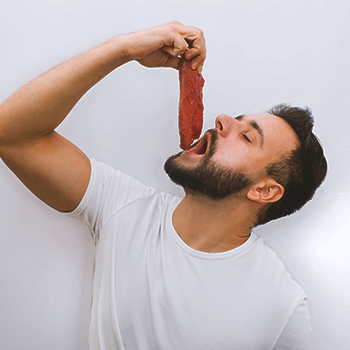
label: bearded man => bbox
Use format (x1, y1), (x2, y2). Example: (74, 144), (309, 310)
(0, 21), (327, 349)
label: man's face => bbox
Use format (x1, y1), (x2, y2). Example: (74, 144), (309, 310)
(164, 113), (298, 200)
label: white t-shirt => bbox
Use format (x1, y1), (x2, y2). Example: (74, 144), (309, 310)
(69, 159), (311, 350)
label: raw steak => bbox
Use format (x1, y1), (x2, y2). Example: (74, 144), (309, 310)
(178, 55), (205, 150)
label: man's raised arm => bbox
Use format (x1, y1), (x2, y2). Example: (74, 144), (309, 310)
(0, 21), (206, 212)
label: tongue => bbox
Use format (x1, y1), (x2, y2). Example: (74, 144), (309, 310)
(189, 135), (208, 155)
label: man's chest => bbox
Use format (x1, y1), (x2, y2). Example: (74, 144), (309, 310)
(112, 243), (284, 349)
(93, 212), (297, 349)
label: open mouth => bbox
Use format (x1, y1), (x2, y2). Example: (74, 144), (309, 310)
(188, 133), (210, 156)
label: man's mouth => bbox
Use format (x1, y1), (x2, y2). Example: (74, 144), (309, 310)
(187, 133), (210, 156)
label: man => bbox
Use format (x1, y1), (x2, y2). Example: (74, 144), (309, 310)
(0, 21), (327, 349)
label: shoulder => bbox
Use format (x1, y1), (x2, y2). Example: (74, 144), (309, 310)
(68, 158), (181, 241)
(249, 233), (306, 304)
(90, 158), (182, 221)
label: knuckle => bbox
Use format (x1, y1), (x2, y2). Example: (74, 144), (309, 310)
(169, 20), (181, 27)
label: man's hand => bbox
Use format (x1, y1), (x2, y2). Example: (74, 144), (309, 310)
(125, 21), (206, 74)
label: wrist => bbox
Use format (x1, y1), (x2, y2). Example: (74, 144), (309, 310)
(104, 34), (133, 68)
(120, 31), (146, 62)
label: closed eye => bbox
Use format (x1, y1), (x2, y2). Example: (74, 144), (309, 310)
(242, 134), (251, 143)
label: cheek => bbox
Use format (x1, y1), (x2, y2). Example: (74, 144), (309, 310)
(213, 146), (269, 175)
(213, 144), (250, 169)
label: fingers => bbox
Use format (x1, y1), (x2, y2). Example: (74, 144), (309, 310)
(127, 21), (206, 73)
(185, 50), (206, 75)
(162, 21), (207, 74)
(162, 44), (187, 58)
(180, 24), (206, 74)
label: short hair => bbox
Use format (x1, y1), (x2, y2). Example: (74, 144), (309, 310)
(255, 104), (327, 226)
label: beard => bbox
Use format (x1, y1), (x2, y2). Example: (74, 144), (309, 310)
(164, 129), (253, 200)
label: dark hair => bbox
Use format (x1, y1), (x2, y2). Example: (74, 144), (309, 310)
(255, 104), (327, 226)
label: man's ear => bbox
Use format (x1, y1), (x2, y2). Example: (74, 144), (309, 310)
(246, 178), (284, 204)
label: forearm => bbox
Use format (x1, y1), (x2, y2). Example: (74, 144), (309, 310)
(0, 34), (130, 147)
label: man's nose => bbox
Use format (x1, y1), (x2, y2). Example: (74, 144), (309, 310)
(215, 114), (238, 137)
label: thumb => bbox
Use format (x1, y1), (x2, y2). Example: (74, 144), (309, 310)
(162, 46), (185, 57)
(163, 46), (187, 57)
(162, 35), (188, 57)
(162, 56), (181, 70)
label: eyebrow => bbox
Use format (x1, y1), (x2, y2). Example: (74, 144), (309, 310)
(235, 114), (265, 148)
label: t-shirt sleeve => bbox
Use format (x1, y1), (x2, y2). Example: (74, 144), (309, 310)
(67, 158), (153, 243)
(272, 296), (311, 350)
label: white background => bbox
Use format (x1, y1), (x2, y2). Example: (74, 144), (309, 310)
(1, 0), (350, 349)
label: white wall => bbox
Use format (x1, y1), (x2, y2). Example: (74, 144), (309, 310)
(1, 0), (349, 349)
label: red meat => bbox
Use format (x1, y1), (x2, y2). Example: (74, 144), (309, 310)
(178, 55), (205, 150)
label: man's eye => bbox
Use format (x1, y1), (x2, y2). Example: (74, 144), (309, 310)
(242, 134), (251, 143)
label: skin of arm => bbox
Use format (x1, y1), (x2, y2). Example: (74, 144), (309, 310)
(0, 21), (206, 212)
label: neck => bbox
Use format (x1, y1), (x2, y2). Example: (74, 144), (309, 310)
(172, 192), (256, 253)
